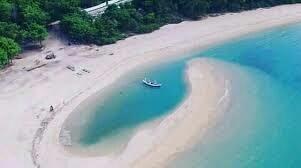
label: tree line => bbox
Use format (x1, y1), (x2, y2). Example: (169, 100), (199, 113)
(1, 0), (301, 68)
(60, 0), (301, 45)
(0, 0), (94, 68)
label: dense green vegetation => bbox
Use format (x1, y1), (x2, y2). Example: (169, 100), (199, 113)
(0, 0), (301, 67)
(61, 0), (301, 45)
(0, 37), (21, 67)
(81, 0), (108, 8)
(0, 0), (50, 67)
(61, 3), (164, 45)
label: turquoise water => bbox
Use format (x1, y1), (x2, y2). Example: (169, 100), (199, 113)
(64, 58), (190, 154)
(167, 23), (301, 167)
(78, 60), (188, 144)
(66, 22), (301, 165)
(167, 62), (301, 167)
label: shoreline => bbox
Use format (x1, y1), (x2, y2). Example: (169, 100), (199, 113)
(130, 58), (232, 168)
(1, 4), (301, 168)
(59, 57), (190, 157)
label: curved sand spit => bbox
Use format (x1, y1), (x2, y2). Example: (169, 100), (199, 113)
(2, 4), (301, 168)
(40, 58), (232, 168)
(130, 58), (231, 168)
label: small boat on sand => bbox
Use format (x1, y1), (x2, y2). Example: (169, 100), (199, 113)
(142, 78), (162, 87)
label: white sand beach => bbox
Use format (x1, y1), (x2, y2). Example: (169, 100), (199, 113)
(2, 4), (301, 168)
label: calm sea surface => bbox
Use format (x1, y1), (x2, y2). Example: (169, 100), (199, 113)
(65, 22), (301, 166)
(168, 23), (301, 167)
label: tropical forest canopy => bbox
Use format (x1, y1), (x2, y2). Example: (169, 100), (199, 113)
(0, 0), (301, 68)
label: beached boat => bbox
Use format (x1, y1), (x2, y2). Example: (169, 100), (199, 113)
(142, 78), (162, 87)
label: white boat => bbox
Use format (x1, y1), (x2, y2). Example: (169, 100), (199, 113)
(142, 78), (162, 87)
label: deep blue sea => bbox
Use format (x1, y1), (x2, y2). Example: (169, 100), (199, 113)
(65, 22), (301, 166)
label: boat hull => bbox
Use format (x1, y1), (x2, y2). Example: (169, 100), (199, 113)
(142, 80), (162, 87)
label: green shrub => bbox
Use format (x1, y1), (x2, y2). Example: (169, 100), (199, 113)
(137, 23), (160, 33)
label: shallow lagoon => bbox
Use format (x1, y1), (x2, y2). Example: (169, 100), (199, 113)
(64, 22), (301, 166)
